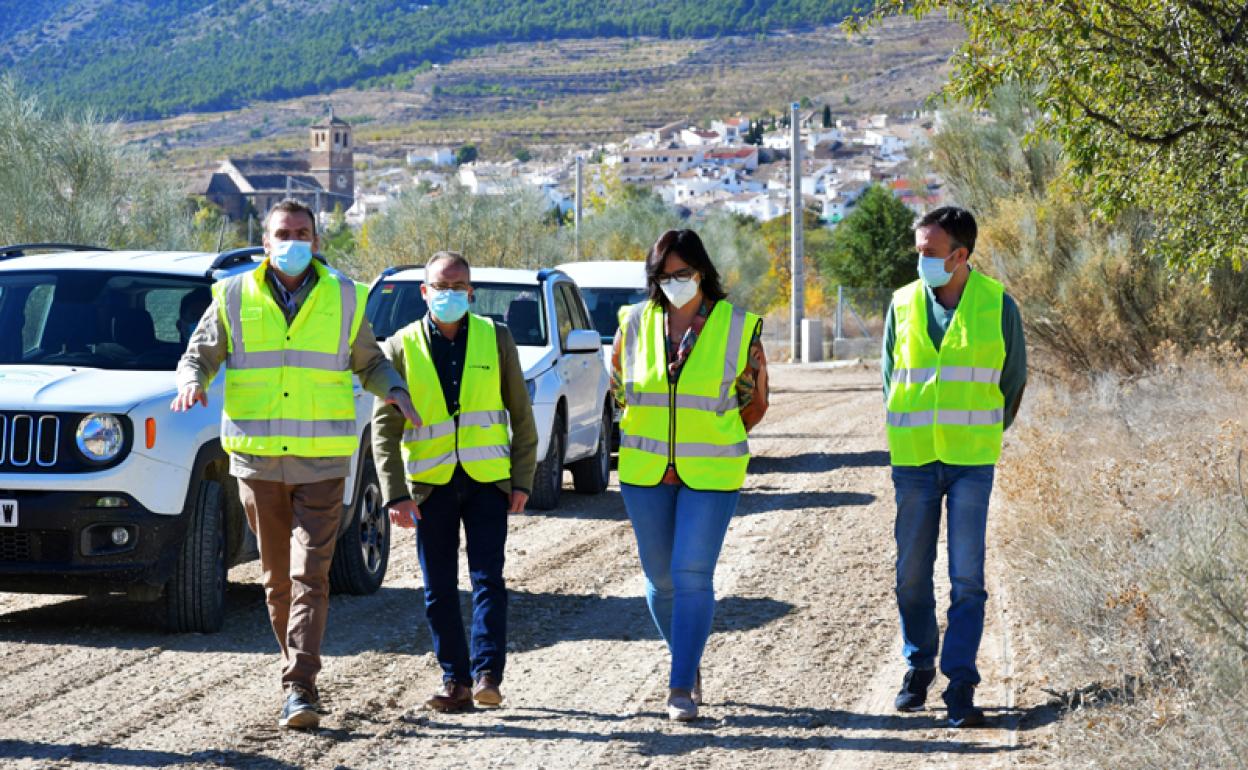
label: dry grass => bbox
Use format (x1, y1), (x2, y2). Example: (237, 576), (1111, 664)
(997, 348), (1248, 767)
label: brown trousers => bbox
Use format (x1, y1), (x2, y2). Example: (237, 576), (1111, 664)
(237, 477), (344, 698)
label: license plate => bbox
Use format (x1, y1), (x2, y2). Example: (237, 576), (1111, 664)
(0, 499), (16, 527)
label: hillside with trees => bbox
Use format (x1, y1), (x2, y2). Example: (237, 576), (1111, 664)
(2, 0), (869, 119)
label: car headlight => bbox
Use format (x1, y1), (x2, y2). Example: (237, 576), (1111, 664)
(524, 378), (536, 402)
(76, 413), (125, 463)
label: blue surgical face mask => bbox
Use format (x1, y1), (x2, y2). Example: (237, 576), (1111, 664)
(270, 239), (314, 277)
(918, 253), (956, 288)
(428, 288), (470, 323)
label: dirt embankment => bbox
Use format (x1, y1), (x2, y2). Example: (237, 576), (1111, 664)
(0, 364), (1053, 769)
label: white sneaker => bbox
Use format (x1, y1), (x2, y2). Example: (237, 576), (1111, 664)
(667, 692), (697, 722)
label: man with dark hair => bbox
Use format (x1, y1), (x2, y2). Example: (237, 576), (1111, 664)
(172, 197), (418, 729)
(881, 205), (1027, 727)
(372, 251), (537, 712)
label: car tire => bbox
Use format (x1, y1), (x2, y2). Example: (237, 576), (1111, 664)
(530, 409), (566, 510)
(571, 403), (611, 494)
(329, 452), (389, 595)
(163, 478), (227, 633)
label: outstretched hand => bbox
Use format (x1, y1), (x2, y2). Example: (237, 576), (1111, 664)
(170, 384), (207, 412)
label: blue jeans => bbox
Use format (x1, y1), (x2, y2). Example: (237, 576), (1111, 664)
(891, 462), (994, 687)
(415, 467), (508, 686)
(620, 482), (740, 690)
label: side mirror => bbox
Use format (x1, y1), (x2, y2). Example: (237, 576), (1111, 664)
(564, 329), (602, 353)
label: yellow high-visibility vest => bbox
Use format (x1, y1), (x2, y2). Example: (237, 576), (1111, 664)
(215, 259), (366, 457)
(617, 300), (757, 491)
(886, 270), (1006, 466)
(398, 313), (510, 485)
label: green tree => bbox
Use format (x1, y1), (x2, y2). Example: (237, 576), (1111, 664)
(822, 104), (832, 128)
(0, 76), (197, 249)
(822, 185), (916, 290)
(352, 182), (557, 280)
(455, 144), (479, 165)
(855, 0), (1248, 271)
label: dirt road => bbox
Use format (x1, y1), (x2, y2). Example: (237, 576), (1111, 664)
(0, 364), (1039, 769)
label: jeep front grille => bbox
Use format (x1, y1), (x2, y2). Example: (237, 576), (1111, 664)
(0, 414), (61, 469)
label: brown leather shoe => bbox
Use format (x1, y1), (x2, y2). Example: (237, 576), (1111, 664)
(473, 675), (503, 706)
(424, 680), (472, 712)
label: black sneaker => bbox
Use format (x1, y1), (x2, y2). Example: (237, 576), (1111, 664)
(894, 668), (936, 712)
(279, 686), (321, 729)
(943, 681), (986, 727)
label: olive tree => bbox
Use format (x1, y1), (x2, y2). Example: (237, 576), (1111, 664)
(0, 76), (196, 249)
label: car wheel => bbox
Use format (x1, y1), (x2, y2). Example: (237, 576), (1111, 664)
(330, 452), (390, 595)
(530, 409), (566, 510)
(571, 403), (611, 494)
(163, 478), (227, 633)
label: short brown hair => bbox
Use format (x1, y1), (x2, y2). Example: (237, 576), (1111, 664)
(264, 198), (317, 233)
(426, 250), (471, 276)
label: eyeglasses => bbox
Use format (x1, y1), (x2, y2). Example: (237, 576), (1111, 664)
(427, 282), (471, 292)
(656, 268), (697, 284)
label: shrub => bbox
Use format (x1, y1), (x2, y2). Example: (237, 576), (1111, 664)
(998, 351), (1248, 767)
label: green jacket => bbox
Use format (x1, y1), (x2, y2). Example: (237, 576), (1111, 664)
(372, 320), (538, 506)
(882, 271), (1028, 431)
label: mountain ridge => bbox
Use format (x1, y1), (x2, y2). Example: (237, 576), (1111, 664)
(3, 0), (869, 120)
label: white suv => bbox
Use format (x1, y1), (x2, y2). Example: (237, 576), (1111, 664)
(365, 266), (612, 510)
(0, 244), (389, 633)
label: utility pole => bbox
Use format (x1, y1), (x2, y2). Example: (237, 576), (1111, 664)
(790, 101), (804, 363)
(574, 155), (584, 261)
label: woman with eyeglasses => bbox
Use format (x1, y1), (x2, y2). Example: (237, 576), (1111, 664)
(611, 228), (769, 721)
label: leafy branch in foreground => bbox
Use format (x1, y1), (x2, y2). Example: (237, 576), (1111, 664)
(850, 0), (1248, 272)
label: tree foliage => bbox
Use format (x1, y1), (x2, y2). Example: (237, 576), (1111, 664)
(855, 0), (1248, 271)
(350, 182), (558, 280)
(0, 76), (197, 249)
(931, 89), (1248, 375)
(822, 185), (916, 290)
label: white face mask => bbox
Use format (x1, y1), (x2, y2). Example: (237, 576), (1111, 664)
(659, 275), (700, 309)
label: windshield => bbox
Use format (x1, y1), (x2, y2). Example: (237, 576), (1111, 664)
(367, 281), (548, 346)
(579, 287), (650, 343)
(0, 270), (214, 371)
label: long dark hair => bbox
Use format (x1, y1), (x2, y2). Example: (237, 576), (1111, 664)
(645, 229), (727, 309)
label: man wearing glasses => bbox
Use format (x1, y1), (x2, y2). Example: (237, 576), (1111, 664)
(371, 251), (537, 712)
(882, 206), (1027, 727)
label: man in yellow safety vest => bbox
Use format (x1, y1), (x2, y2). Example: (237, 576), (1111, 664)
(372, 251), (537, 713)
(173, 198), (417, 729)
(883, 206), (1027, 727)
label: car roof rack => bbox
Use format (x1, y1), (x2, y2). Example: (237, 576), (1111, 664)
(206, 246), (327, 277)
(0, 243), (111, 260)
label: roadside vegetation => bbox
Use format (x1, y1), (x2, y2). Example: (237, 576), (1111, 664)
(0, 76), (199, 250)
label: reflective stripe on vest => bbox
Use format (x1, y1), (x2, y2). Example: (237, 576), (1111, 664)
(215, 259), (364, 458)
(617, 299), (757, 491)
(398, 314), (511, 485)
(885, 271), (1006, 466)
